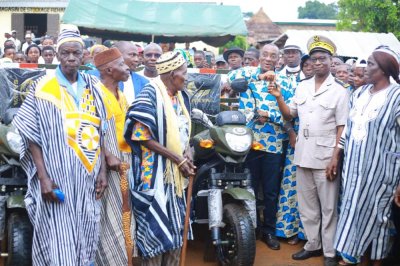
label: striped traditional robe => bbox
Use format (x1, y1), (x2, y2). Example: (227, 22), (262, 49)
(95, 85), (134, 265)
(335, 84), (400, 260)
(124, 82), (192, 259)
(13, 71), (107, 266)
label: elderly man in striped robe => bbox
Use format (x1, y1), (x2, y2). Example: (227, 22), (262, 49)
(13, 25), (108, 265)
(93, 48), (136, 265)
(125, 51), (196, 265)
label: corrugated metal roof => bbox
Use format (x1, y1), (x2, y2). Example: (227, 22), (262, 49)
(273, 30), (400, 58)
(0, 0), (69, 8)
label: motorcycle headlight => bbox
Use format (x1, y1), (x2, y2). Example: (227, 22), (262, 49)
(6, 130), (23, 154)
(225, 133), (252, 152)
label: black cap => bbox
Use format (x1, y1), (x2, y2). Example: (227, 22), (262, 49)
(300, 54), (310, 70)
(223, 46), (244, 62)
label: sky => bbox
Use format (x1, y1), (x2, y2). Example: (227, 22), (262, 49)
(143, 0), (338, 21)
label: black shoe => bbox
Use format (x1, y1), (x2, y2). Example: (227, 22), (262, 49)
(324, 256), (337, 266)
(261, 233), (280, 250)
(255, 227), (262, 240)
(292, 248), (323, 260)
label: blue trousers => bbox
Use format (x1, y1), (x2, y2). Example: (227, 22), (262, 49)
(246, 150), (284, 235)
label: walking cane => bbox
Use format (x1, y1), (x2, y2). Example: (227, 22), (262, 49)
(119, 162), (134, 266)
(179, 174), (195, 266)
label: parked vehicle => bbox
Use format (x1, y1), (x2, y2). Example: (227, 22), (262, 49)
(0, 108), (32, 266)
(190, 76), (257, 266)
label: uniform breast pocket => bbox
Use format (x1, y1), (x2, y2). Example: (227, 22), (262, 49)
(314, 137), (335, 160)
(318, 100), (336, 120)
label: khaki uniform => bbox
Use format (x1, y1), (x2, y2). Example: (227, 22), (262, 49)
(289, 73), (349, 257)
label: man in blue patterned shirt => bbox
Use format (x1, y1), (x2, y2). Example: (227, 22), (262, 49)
(228, 44), (293, 250)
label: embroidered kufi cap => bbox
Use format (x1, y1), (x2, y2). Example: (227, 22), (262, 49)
(94, 48), (122, 68)
(57, 24), (85, 52)
(156, 51), (186, 75)
(307, 35), (336, 55)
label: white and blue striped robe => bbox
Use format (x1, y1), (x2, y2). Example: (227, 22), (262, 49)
(95, 90), (134, 266)
(335, 84), (400, 260)
(124, 83), (192, 259)
(13, 73), (107, 266)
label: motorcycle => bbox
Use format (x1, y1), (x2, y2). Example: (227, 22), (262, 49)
(190, 76), (259, 266)
(0, 108), (32, 266)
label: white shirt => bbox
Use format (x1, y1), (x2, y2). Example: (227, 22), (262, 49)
(22, 42), (32, 54)
(123, 74), (135, 105)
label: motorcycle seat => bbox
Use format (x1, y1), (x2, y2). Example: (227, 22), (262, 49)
(216, 111), (246, 126)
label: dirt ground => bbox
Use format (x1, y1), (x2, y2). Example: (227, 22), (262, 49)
(187, 238), (323, 266)
(2, 233), (399, 265)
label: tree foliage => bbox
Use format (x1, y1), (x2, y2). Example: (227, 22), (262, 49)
(242, 12), (254, 19)
(219, 36), (247, 54)
(337, 0), (400, 38)
(298, 0), (338, 19)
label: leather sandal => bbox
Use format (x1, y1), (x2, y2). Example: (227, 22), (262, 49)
(287, 235), (300, 245)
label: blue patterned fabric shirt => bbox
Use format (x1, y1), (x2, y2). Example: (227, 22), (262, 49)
(228, 66), (294, 154)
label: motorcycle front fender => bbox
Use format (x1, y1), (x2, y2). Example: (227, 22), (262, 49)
(7, 195), (25, 209)
(222, 187), (255, 201)
(223, 188), (257, 228)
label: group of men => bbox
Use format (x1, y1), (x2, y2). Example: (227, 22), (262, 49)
(12, 24), (197, 266)
(6, 20), (400, 266)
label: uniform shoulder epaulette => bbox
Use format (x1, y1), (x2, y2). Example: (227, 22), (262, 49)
(335, 78), (350, 88)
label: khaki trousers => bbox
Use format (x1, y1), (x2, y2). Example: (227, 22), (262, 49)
(296, 167), (339, 258)
(141, 248), (181, 266)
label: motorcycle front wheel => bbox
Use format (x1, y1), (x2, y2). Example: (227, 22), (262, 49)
(219, 203), (256, 266)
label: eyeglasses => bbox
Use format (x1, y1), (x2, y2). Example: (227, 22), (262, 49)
(144, 53), (161, 59)
(310, 56), (328, 63)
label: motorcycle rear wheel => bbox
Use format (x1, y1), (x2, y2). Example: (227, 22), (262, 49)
(219, 203), (255, 266)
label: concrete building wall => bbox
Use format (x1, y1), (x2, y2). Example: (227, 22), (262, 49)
(0, 12), (12, 45)
(0, 10), (64, 50)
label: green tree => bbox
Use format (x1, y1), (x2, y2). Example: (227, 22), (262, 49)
(219, 36), (247, 54)
(337, 0), (400, 38)
(242, 12), (254, 19)
(298, 0), (338, 19)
